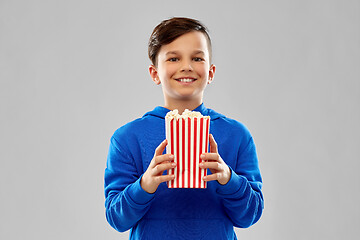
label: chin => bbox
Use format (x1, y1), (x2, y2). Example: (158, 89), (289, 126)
(176, 93), (202, 100)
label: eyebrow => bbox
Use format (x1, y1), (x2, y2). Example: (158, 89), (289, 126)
(165, 51), (178, 56)
(193, 50), (205, 55)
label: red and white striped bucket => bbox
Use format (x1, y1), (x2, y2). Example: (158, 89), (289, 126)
(165, 116), (210, 188)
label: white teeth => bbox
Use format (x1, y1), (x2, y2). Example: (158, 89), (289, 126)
(178, 78), (195, 83)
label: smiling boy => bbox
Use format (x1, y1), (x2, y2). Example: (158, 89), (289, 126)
(105, 17), (264, 240)
(149, 30), (215, 114)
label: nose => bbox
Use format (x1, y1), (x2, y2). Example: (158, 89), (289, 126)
(180, 59), (193, 72)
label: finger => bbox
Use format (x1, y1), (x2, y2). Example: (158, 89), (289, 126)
(152, 162), (176, 175)
(154, 174), (175, 184)
(154, 154), (174, 165)
(154, 139), (168, 156)
(199, 161), (222, 170)
(203, 172), (220, 182)
(209, 134), (218, 153)
(200, 153), (219, 161)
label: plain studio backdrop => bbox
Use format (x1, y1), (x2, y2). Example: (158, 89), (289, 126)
(1, 0), (359, 239)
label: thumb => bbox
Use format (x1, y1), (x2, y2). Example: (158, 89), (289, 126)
(155, 139), (167, 156)
(209, 134), (218, 153)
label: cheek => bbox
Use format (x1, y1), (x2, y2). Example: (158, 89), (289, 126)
(159, 64), (177, 79)
(195, 65), (209, 78)
(166, 65), (178, 77)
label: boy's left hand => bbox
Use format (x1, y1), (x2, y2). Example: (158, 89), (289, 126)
(200, 134), (231, 185)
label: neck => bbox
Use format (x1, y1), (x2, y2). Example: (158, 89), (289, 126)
(163, 98), (202, 114)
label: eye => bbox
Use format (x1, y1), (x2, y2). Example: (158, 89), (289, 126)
(168, 57), (179, 62)
(193, 57), (204, 62)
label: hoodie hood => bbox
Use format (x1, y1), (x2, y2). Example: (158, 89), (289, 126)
(143, 103), (225, 120)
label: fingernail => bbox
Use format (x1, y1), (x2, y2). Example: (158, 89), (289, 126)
(200, 163), (204, 167)
(169, 155), (174, 159)
(172, 163), (176, 167)
(200, 154), (205, 159)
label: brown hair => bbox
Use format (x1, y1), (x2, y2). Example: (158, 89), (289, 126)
(148, 17), (212, 66)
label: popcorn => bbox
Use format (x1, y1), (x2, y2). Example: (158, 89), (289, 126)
(165, 109), (205, 119)
(165, 109), (210, 188)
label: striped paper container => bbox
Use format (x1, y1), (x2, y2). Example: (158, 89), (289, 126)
(165, 116), (210, 188)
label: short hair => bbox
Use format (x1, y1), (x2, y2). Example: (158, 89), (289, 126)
(148, 17), (212, 66)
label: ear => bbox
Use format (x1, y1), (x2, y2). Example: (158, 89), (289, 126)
(207, 64), (216, 84)
(149, 65), (161, 85)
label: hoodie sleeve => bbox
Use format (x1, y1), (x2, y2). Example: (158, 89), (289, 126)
(215, 137), (264, 228)
(104, 136), (155, 232)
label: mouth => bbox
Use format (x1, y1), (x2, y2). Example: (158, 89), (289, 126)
(175, 78), (197, 83)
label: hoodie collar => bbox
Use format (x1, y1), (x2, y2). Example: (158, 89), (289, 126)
(143, 103), (224, 120)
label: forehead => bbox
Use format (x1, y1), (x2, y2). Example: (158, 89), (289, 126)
(158, 31), (210, 56)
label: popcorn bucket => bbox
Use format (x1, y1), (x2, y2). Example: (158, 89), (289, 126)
(165, 111), (210, 188)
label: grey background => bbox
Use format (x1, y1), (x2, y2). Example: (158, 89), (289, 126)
(1, 0), (359, 239)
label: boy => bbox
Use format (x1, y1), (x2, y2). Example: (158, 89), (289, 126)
(105, 17), (264, 240)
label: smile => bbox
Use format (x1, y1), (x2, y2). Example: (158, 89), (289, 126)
(175, 78), (196, 83)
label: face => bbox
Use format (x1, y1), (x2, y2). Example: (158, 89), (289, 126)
(149, 31), (215, 105)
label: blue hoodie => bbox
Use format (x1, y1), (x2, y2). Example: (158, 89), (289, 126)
(104, 104), (263, 240)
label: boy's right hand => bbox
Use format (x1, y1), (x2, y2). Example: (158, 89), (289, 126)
(140, 139), (176, 194)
